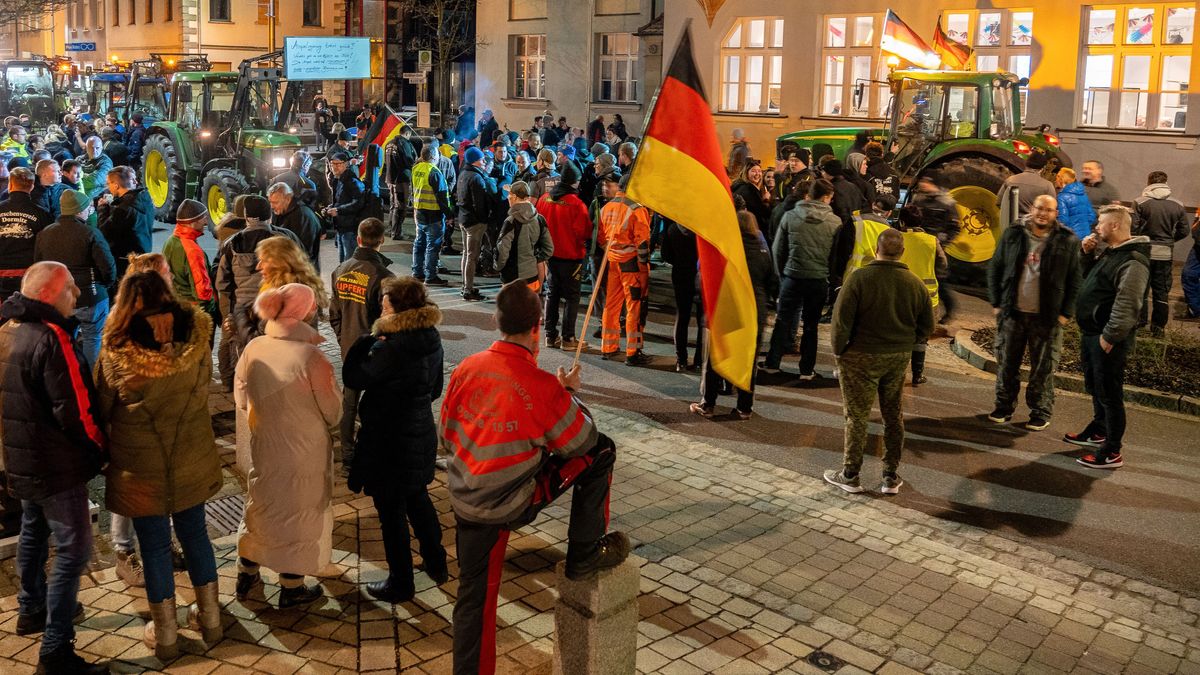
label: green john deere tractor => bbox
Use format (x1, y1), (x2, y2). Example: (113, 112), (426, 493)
(0, 59), (65, 128)
(776, 69), (1070, 283)
(141, 50), (306, 225)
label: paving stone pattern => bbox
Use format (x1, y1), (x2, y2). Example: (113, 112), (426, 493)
(0, 347), (1197, 673)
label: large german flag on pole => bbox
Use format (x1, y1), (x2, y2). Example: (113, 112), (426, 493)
(626, 25), (757, 391)
(358, 103), (406, 181)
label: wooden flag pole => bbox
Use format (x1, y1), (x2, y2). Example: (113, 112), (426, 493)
(573, 238), (614, 370)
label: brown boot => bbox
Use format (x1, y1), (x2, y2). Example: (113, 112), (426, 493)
(187, 581), (223, 643)
(144, 597), (179, 662)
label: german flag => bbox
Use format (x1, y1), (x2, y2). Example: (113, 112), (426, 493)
(881, 10), (941, 70)
(626, 26), (757, 391)
(358, 103), (405, 180)
(933, 17), (973, 70)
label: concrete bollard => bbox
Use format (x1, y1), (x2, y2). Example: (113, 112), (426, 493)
(552, 555), (642, 675)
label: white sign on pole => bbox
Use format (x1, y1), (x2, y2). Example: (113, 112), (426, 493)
(418, 50), (433, 73)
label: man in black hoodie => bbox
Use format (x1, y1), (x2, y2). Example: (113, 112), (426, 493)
(456, 146), (495, 301)
(0, 167), (52, 300)
(330, 217), (394, 466)
(98, 166), (154, 278)
(1132, 170), (1189, 336)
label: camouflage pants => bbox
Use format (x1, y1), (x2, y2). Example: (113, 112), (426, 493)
(837, 350), (911, 476)
(993, 312), (1063, 420)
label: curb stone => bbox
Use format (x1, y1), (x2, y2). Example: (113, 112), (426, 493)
(950, 330), (1200, 418)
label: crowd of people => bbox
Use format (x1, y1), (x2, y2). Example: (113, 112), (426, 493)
(0, 104), (1197, 675)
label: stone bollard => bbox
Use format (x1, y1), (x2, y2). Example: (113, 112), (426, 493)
(552, 555), (642, 675)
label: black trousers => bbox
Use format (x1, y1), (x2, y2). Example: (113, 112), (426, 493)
(672, 265), (704, 366)
(373, 486), (445, 593)
(1080, 333), (1132, 457)
(388, 182), (411, 239)
(544, 258), (584, 341)
(452, 436), (615, 675)
(1143, 259), (1173, 329)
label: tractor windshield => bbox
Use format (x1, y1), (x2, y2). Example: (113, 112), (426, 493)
(131, 82), (167, 118)
(245, 80), (283, 128)
(5, 65), (53, 97)
(990, 82), (1017, 139)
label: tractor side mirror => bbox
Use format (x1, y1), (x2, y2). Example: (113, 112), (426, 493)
(177, 83), (192, 103)
(853, 82), (865, 112)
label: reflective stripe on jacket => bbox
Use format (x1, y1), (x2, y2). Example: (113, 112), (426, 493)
(412, 161), (444, 212)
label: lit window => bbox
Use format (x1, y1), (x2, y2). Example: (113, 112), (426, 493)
(512, 35), (546, 100)
(939, 10), (1035, 120)
(597, 33), (639, 103)
(719, 17), (784, 114)
(1080, 4), (1195, 130)
(819, 14), (888, 118)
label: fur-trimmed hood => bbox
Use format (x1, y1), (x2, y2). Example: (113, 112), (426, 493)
(371, 304), (442, 335)
(100, 306), (212, 380)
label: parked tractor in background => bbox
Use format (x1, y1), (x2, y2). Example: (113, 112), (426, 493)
(141, 50), (309, 224)
(776, 69), (1070, 284)
(0, 59), (65, 128)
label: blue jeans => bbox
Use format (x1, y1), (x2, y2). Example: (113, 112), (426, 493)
(73, 297), (109, 371)
(765, 276), (828, 373)
(412, 211), (444, 279)
(131, 502), (218, 604)
(17, 485), (92, 655)
(335, 230), (357, 263)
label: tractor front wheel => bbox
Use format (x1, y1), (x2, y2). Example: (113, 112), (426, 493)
(143, 133), (187, 222)
(925, 156), (1016, 288)
(200, 169), (252, 235)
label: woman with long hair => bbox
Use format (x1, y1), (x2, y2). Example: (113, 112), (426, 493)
(95, 272), (222, 660)
(342, 276), (448, 602)
(731, 160), (774, 244)
(255, 235), (329, 329)
(235, 283), (341, 608)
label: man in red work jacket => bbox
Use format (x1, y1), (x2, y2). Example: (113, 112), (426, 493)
(536, 161), (592, 351)
(440, 281), (629, 675)
(598, 174), (652, 365)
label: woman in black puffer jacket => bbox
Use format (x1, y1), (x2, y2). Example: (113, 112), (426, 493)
(342, 276), (448, 603)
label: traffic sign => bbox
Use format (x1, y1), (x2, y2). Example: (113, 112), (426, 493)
(417, 50), (432, 73)
(65, 42), (96, 52)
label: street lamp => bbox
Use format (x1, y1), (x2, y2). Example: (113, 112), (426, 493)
(886, 55), (901, 71)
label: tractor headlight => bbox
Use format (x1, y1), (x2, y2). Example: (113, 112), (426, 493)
(272, 155), (287, 169)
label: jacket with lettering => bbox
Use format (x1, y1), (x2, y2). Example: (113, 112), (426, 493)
(0, 293), (106, 500)
(34, 214), (118, 307)
(328, 247), (394, 359)
(440, 340), (599, 525)
(0, 192), (52, 298)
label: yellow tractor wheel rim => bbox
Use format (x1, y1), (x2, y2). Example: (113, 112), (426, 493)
(946, 185), (1002, 264)
(144, 150), (169, 208)
(207, 184), (228, 223)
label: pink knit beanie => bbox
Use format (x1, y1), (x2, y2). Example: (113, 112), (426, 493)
(254, 283), (317, 322)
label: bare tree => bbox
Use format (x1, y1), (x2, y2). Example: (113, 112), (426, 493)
(397, 0), (483, 128)
(0, 0), (73, 55)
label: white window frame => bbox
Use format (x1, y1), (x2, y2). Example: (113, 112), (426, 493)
(718, 17), (784, 114)
(819, 14), (889, 119)
(940, 9), (1035, 122)
(1078, 3), (1194, 131)
(512, 34), (547, 100)
(597, 33), (639, 103)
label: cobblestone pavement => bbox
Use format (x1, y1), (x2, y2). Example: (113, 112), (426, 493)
(0, 235), (1197, 673)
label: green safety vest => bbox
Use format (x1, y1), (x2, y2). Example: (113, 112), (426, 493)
(412, 161), (443, 211)
(847, 216), (940, 308)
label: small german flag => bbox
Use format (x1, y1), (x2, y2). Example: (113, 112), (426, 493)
(626, 26), (757, 391)
(933, 17), (974, 70)
(358, 103), (405, 180)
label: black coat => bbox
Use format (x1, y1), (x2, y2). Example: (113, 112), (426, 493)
(731, 180), (773, 240)
(988, 220), (1083, 326)
(342, 305), (444, 494)
(456, 164), (494, 227)
(99, 187), (155, 276)
(0, 294), (105, 500)
(274, 202), (323, 269)
(0, 192), (52, 298)
(331, 170), (366, 233)
(34, 214), (118, 307)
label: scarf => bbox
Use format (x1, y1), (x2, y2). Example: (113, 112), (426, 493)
(172, 225), (214, 301)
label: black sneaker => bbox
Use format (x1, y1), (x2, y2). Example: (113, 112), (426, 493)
(235, 571), (262, 600)
(757, 361), (781, 375)
(1077, 453), (1123, 469)
(1064, 431), (1106, 448)
(625, 351), (651, 367)
(411, 274), (425, 282)
(424, 277), (449, 287)
(35, 645), (108, 675)
(1026, 416), (1050, 431)
(278, 583), (323, 609)
(365, 579), (415, 604)
(17, 602), (84, 636)
(912, 373), (928, 386)
(565, 532), (631, 581)
(460, 289), (486, 302)
(987, 409), (1013, 424)
(436, 264), (453, 275)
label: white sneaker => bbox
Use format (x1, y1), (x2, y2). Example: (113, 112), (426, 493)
(880, 474), (904, 495)
(116, 551), (145, 588)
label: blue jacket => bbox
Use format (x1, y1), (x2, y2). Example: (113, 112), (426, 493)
(1057, 181), (1097, 240)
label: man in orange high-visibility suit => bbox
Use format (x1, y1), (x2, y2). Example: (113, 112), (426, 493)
(598, 174), (652, 366)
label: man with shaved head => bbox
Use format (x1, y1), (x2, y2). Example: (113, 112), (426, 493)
(0, 261), (107, 673)
(825, 228), (934, 496)
(987, 193), (1082, 431)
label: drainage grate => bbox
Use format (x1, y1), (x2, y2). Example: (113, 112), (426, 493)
(806, 651), (846, 673)
(206, 494), (244, 538)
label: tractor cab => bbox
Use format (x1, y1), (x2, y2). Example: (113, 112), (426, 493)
(1, 60), (58, 127)
(88, 72), (131, 119)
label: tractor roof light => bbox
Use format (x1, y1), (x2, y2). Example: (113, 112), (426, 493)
(1012, 140), (1031, 155)
(1043, 133), (1061, 147)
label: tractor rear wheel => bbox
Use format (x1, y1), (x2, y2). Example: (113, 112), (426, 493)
(201, 169), (252, 234)
(925, 156), (1016, 287)
(143, 133), (187, 222)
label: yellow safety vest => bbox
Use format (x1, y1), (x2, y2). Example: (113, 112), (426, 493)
(846, 216), (940, 308)
(411, 161), (443, 212)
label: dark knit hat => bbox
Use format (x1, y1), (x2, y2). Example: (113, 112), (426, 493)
(559, 145), (576, 160)
(338, 130), (354, 142)
(560, 160), (582, 186)
(591, 142), (610, 157)
(464, 146), (485, 165)
(328, 150), (351, 163)
(59, 189), (89, 216)
(242, 194), (271, 221)
(176, 198), (208, 228)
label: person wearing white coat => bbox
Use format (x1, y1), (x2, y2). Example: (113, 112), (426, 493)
(233, 283), (342, 608)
